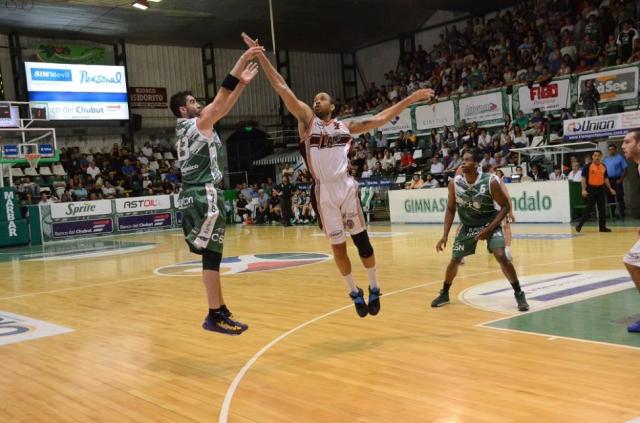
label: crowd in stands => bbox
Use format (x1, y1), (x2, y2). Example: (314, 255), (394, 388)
(12, 138), (181, 206)
(337, 0), (639, 116)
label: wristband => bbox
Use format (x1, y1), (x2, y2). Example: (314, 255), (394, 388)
(221, 74), (240, 91)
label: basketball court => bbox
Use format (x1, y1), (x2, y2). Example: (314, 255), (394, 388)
(1, 222), (639, 422)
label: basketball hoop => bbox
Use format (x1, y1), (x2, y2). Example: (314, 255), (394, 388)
(25, 153), (40, 170)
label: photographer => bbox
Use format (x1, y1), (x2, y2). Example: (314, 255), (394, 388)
(580, 79), (600, 117)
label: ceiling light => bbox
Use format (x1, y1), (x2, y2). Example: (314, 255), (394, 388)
(147, 0), (162, 2)
(132, 0), (149, 10)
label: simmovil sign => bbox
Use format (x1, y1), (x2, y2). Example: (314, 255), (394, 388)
(389, 181), (570, 223)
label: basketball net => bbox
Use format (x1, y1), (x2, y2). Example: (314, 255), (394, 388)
(25, 153), (40, 170)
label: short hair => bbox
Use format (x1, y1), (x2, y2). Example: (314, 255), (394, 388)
(608, 143), (617, 149)
(627, 129), (640, 142)
(169, 91), (193, 118)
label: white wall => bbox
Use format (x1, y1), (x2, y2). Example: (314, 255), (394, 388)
(0, 34), (15, 101)
(355, 39), (399, 89)
(289, 51), (343, 103)
(126, 43), (204, 129)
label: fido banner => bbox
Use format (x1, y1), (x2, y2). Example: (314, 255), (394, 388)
(517, 79), (571, 114)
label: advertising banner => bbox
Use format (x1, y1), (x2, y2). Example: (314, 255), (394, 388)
(517, 79), (571, 114)
(118, 213), (172, 232)
(24, 62), (129, 120)
(379, 108), (412, 135)
(459, 91), (504, 124)
(389, 181), (570, 223)
(115, 195), (172, 213)
(35, 44), (106, 65)
(52, 219), (113, 238)
(51, 199), (112, 219)
(562, 110), (640, 141)
(129, 87), (167, 109)
(415, 100), (456, 130)
(577, 67), (639, 106)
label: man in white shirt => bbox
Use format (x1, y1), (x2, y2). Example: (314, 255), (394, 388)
(429, 156), (445, 174)
(361, 164), (373, 178)
(480, 152), (496, 169)
(137, 151), (150, 166)
(375, 131), (387, 151)
(549, 166), (567, 181)
(142, 142), (154, 158)
(567, 162), (583, 182)
(86, 161), (101, 178)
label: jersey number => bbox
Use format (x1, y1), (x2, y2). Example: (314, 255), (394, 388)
(177, 136), (189, 161)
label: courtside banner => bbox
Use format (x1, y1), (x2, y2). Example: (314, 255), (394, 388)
(577, 66), (639, 106)
(517, 79), (571, 114)
(415, 100), (455, 130)
(379, 108), (412, 135)
(115, 195), (171, 213)
(51, 199), (112, 219)
(389, 181), (570, 223)
(459, 91), (504, 124)
(562, 110), (640, 141)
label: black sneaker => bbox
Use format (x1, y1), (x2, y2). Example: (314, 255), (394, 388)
(220, 306), (249, 331)
(368, 287), (381, 316)
(202, 314), (247, 335)
(515, 291), (529, 312)
(349, 287), (368, 318)
(575, 223), (583, 233)
(431, 289), (450, 307)
(599, 227), (612, 232)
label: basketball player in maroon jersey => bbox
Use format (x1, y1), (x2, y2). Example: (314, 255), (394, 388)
(242, 33), (435, 317)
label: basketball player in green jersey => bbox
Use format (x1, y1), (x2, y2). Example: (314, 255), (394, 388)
(169, 46), (262, 335)
(431, 151), (529, 311)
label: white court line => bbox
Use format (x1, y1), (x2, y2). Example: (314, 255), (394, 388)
(218, 253), (632, 422)
(0, 274), (158, 301)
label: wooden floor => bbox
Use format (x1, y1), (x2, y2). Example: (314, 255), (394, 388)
(1, 222), (639, 422)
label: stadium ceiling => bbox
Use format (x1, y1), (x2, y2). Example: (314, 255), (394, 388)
(1, 0), (520, 52)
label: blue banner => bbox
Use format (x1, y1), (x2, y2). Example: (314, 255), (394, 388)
(52, 219), (113, 238)
(118, 213), (172, 232)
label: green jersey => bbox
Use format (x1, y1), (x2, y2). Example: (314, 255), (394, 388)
(454, 172), (499, 226)
(175, 118), (223, 188)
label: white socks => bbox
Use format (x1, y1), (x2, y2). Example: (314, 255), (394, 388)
(343, 274), (358, 294)
(367, 267), (379, 290)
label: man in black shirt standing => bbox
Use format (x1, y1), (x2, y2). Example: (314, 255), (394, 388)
(617, 20), (639, 62)
(274, 175), (295, 227)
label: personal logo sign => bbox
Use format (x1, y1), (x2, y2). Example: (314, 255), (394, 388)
(0, 311), (73, 346)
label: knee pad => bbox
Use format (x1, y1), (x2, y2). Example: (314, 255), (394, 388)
(351, 230), (374, 258)
(202, 250), (222, 271)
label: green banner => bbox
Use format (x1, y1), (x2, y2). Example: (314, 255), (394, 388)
(0, 187), (29, 247)
(36, 44), (106, 64)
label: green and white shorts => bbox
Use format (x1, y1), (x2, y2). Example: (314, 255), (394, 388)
(452, 224), (505, 258)
(177, 183), (226, 255)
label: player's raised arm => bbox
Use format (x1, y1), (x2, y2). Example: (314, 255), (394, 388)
(241, 33), (314, 127)
(348, 89), (435, 134)
(196, 46), (263, 133)
(436, 181), (457, 252)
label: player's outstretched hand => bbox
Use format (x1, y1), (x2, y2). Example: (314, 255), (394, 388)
(436, 237), (447, 252)
(240, 46), (265, 62)
(410, 88), (435, 103)
(241, 32), (260, 48)
(240, 62), (259, 85)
